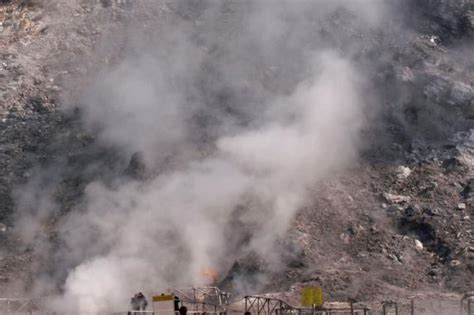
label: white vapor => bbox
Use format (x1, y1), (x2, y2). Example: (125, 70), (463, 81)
(57, 51), (366, 313)
(13, 0), (386, 313)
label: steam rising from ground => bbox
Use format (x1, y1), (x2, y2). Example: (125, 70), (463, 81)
(56, 53), (365, 313)
(14, 0), (387, 312)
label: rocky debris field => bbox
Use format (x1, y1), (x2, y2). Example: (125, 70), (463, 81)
(0, 0), (134, 294)
(221, 142), (474, 305)
(0, 0), (473, 305)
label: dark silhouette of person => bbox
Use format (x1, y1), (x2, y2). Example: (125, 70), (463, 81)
(174, 295), (181, 311)
(136, 292), (148, 311)
(131, 294), (140, 310)
(179, 305), (188, 315)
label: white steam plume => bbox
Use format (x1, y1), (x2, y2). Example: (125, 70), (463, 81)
(56, 51), (366, 313)
(13, 0), (387, 313)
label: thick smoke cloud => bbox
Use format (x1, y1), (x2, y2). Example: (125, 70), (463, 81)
(56, 53), (366, 313)
(14, 0), (389, 313)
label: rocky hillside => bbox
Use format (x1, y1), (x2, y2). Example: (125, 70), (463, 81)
(0, 0), (472, 310)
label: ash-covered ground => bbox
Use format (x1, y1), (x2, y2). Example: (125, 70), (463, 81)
(0, 0), (473, 312)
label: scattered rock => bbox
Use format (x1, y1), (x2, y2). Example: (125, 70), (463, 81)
(450, 260), (461, 267)
(464, 247), (474, 258)
(387, 253), (402, 264)
(30, 11), (43, 22)
(449, 81), (473, 106)
(457, 203), (466, 210)
(429, 35), (439, 46)
(442, 157), (461, 170)
(383, 192), (411, 204)
(415, 239), (424, 250)
(396, 166), (412, 179)
(423, 207), (440, 216)
(386, 204), (404, 215)
(424, 76), (450, 104)
(404, 205), (420, 217)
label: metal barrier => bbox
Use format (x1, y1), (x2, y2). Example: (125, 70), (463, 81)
(244, 295), (472, 315)
(365, 297), (469, 315)
(277, 309), (369, 315)
(112, 312), (225, 315)
(244, 295), (294, 315)
(0, 292), (470, 315)
(183, 301), (226, 313)
(244, 296), (370, 315)
(172, 287), (230, 309)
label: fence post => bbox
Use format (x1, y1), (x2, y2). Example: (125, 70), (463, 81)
(411, 300), (414, 315)
(468, 299), (471, 315)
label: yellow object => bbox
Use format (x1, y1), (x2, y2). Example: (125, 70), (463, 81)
(152, 294), (175, 302)
(301, 287), (323, 307)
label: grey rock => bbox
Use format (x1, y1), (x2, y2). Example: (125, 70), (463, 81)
(423, 76), (450, 103)
(449, 81), (473, 106)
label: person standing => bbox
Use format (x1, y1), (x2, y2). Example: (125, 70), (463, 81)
(179, 305), (188, 315)
(136, 292), (148, 313)
(130, 294), (140, 314)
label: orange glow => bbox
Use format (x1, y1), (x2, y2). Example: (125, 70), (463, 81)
(200, 267), (219, 284)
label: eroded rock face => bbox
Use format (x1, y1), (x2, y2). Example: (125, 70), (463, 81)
(0, 0), (473, 302)
(412, 0), (474, 39)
